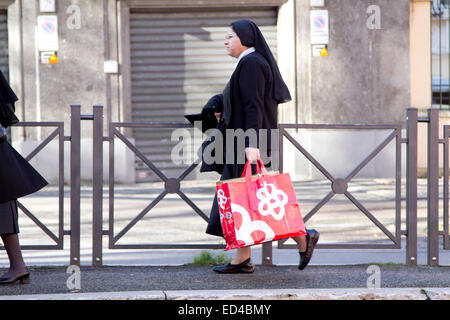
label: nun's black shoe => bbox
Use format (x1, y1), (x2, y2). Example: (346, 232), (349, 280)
(0, 268), (30, 285)
(213, 258), (254, 274)
(298, 229), (320, 270)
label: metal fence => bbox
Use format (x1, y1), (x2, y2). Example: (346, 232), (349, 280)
(6, 105), (450, 267)
(9, 121), (66, 252)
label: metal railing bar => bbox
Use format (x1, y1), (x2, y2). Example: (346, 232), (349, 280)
(113, 128), (168, 182)
(279, 243), (400, 250)
(344, 129), (399, 183)
(344, 192), (398, 244)
(108, 124), (115, 250)
(23, 128), (59, 162)
(406, 107), (418, 265)
(177, 190), (209, 223)
(282, 130), (335, 182)
(15, 245), (61, 250)
(395, 133), (402, 244)
(58, 125), (65, 246)
(278, 124), (400, 130)
(176, 161), (200, 182)
(80, 115), (94, 120)
(444, 125), (450, 249)
(302, 190), (336, 222)
(111, 122), (193, 129)
(110, 244), (225, 250)
(17, 202), (59, 244)
(113, 190), (168, 244)
(13, 122), (64, 127)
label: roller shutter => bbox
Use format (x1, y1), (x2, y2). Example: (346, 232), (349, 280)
(130, 8), (278, 182)
(0, 10), (8, 80)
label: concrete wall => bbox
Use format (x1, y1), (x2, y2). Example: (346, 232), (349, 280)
(7, 0), (133, 183)
(296, 0), (410, 125)
(285, 0), (411, 181)
(9, 0), (117, 139)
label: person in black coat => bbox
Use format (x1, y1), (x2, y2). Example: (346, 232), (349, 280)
(204, 20), (320, 273)
(0, 70), (48, 284)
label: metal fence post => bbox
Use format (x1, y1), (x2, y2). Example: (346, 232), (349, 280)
(406, 108), (418, 265)
(70, 105), (81, 266)
(428, 108), (440, 266)
(92, 105), (104, 267)
(262, 243), (273, 266)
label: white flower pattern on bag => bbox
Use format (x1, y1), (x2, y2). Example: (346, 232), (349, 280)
(231, 203), (275, 246)
(256, 182), (288, 221)
(217, 189), (228, 210)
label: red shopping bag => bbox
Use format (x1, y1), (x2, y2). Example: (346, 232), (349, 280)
(217, 160), (306, 251)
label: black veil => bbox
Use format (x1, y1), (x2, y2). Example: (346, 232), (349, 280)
(231, 19), (291, 104)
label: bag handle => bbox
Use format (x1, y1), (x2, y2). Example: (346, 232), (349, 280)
(241, 159), (268, 180)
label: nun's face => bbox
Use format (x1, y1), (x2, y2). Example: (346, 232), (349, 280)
(224, 28), (247, 58)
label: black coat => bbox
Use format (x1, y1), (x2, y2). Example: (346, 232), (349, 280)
(205, 51), (278, 237)
(0, 135), (48, 204)
(187, 51), (278, 178)
(185, 94), (225, 174)
(219, 51), (277, 178)
(0, 70), (19, 128)
(0, 71), (48, 204)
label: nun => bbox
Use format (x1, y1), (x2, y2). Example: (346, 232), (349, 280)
(0, 70), (48, 284)
(204, 20), (320, 273)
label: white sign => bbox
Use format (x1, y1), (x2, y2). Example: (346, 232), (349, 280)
(40, 0), (56, 13)
(310, 10), (329, 44)
(312, 44), (326, 57)
(104, 60), (119, 74)
(37, 15), (59, 51)
(310, 0), (325, 7)
(40, 51), (54, 64)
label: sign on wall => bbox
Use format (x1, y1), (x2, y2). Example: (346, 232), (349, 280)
(310, 10), (329, 45)
(37, 15), (59, 51)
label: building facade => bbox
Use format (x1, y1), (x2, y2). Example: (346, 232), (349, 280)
(0, 0), (433, 182)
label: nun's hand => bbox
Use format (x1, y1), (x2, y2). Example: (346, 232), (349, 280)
(245, 147), (260, 163)
(214, 112), (222, 122)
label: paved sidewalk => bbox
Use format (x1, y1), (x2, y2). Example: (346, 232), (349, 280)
(1, 265), (450, 300)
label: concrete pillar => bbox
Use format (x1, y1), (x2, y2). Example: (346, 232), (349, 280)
(410, 0), (432, 175)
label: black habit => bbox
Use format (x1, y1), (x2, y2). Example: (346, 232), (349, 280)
(205, 51), (280, 237)
(0, 135), (48, 205)
(198, 20), (291, 237)
(0, 69), (48, 234)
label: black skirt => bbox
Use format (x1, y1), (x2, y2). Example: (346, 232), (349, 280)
(0, 200), (19, 235)
(0, 136), (48, 204)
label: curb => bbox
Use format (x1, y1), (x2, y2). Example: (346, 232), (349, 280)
(1, 288), (450, 300)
